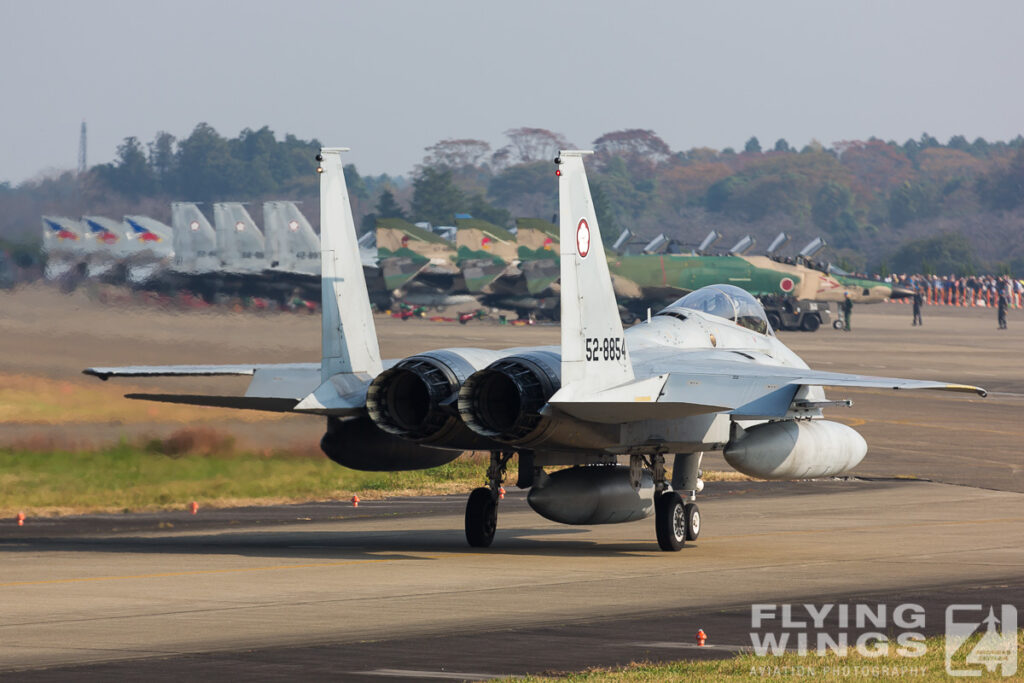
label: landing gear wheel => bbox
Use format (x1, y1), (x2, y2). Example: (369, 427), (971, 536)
(655, 492), (686, 552)
(465, 487), (497, 548)
(683, 502), (700, 541)
(833, 319), (844, 330)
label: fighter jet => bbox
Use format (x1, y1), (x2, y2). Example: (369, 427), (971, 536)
(86, 148), (985, 552)
(453, 217), (517, 293)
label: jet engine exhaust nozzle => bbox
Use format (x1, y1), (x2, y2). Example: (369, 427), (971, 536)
(459, 353), (561, 443)
(366, 358), (455, 440)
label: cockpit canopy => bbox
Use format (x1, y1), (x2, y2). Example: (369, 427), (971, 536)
(658, 284), (770, 334)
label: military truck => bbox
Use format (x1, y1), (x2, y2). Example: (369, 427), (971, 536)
(760, 296), (831, 332)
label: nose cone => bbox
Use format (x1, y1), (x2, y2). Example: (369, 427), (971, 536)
(890, 285), (915, 300)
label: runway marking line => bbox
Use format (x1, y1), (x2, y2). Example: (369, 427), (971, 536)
(0, 550), (507, 588)
(835, 415), (1021, 437)
(360, 670), (502, 680)
(712, 516), (1024, 541)
(0, 557), (419, 588)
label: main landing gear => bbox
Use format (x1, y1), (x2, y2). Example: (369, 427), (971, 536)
(653, 452), (703, 552)
(465, 451), (512, 547)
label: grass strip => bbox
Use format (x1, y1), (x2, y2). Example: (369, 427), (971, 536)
(508, 629), (1023, 682)
(0, 441), (495, 516)
(0, 426), (751, 516)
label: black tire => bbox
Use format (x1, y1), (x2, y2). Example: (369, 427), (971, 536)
(465, 487), (497, 548)
(766, 312), (782, 331)
(800, 314), (821, 332)
(683, 502), (700, 541)
(833, 319), (843, 330)
(655, 491), (686, 551)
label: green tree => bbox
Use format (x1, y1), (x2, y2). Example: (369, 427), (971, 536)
(375, 188), (406, 219)
(812, 181), (854, 230)
(488, 162), (553, 206)
(976, 149), (1024, 211)
(175, 123), (240, 201)
(411, 167), (463, 225)
(148, 131), (176, 194)
(465, 193), (511, 227)
(588, 179), (618, 237)
(343, 163), (368, 200)
(947, 135), (970, 152)
(97, 136), (155, 198)
(888, 181), (938, 227)
(888, 232), (979, 275)
(744, 137), (762, 154)
(773, 138), (792, 153)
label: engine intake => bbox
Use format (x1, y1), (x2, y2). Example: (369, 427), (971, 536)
(458, 351), (561, 443)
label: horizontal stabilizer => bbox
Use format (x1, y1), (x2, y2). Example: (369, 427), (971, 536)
(293, 372), (376, 416)
(124, 394), (299, 412)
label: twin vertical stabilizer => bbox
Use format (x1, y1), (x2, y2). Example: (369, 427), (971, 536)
(318, 148), (383, 380)
(556, 151), (634, 397)
(294, 148), (383, 414)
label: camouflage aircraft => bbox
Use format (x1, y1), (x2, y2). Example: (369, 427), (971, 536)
(454, 217), (516, 293)
(513, 218), (560, 295)
(375, 217), (448, 293)
(607, 252), (912, 315)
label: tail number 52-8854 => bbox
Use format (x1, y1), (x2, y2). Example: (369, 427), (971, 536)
(586, 337), (626, 362)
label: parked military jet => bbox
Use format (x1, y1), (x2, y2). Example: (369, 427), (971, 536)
(86, 148), (985, 551)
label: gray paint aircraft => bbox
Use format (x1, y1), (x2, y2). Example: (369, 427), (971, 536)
(87, 148), (985, 551)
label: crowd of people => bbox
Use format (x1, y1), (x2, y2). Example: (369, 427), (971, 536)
(832, 272), (1020, 331)
(886, 273), (1023, 308)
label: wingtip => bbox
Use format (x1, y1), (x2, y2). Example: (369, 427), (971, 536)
(944, 383), (988, 398)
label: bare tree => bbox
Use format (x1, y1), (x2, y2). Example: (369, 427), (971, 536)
(422, 139), (492, 170)
(493, 128), (571, 169)
(593, 129), (672, 164)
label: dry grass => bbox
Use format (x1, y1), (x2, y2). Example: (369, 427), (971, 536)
(509, 629), (1024, 682)
(0, 372), (283, 425)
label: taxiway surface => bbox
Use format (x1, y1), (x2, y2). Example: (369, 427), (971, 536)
(1, 290), (1023, 678)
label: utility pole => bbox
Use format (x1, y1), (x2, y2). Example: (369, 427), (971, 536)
(77, 121), (87, 175)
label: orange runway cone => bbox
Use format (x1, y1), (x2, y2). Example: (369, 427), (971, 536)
(499, 487), (505, 500)
(696, 629), (707, 647)
(190, 501), (198, 515)
(352, 494), (360, 508)
(16, 512), (25, 527)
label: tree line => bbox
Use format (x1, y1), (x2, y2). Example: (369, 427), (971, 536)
(3, 124), (1024, 275)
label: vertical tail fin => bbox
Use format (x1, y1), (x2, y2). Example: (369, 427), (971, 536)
(213, 202), (267, 272)
(557, 151), (634, 395)
(318, 148), (383, 380)
(171, 203), (218, 273)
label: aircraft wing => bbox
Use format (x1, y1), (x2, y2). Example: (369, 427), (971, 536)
(84, 363), (319, 380)
(549, 354), (986, 423)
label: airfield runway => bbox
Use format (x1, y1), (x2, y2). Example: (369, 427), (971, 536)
(1, 286), (1023, 679)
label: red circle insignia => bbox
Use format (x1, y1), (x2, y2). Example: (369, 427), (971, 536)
(576, 218), (591, 258)
(780, 277), (795, 292)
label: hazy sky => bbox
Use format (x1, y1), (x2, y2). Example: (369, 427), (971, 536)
(3, 0), (1023, 184)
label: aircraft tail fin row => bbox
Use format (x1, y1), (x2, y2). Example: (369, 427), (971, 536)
(556, 151), (634, 397)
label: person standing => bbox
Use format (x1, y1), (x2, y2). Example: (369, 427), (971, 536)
(912, 287), (924, 326)
(998, 288), (1008, 329)
(842, 292), (853, 331)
